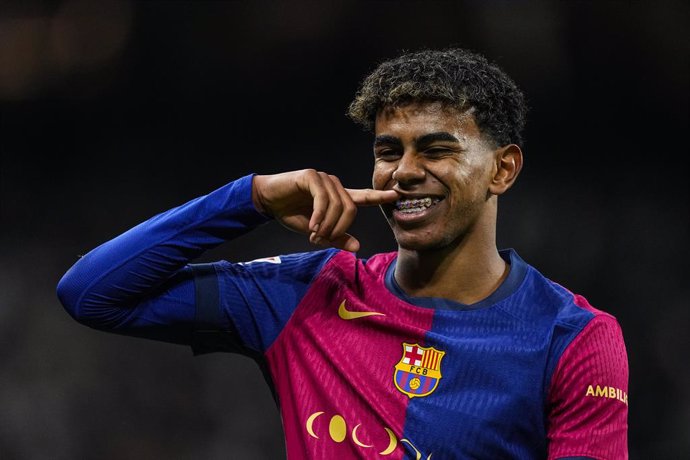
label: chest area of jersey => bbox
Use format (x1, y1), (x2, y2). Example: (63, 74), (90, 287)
(266, 281), (548, 458)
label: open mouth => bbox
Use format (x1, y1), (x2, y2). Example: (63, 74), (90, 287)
(395, 197), (443, 214)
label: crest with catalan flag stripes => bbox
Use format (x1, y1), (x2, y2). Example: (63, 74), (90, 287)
(394, 343), (446, 398)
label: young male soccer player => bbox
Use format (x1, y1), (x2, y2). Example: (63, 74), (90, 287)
(57, 48), (629, 459)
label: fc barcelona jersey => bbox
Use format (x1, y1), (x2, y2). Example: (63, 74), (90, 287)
(57, 174), (629, 459)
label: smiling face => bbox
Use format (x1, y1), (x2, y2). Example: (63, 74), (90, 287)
(373, 101), (513, 252)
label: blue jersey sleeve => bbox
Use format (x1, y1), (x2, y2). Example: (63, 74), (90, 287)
(192, 249), (338, 355)
(56, 174), (336, 354)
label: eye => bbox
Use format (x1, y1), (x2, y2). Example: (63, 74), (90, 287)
(424, 147), (452, 157)
(375, 149), (402, 161)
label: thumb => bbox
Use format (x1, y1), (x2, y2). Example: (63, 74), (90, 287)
(346, 188), (399, 206)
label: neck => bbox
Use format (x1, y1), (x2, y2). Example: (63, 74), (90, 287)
(394, 240), (508, 305)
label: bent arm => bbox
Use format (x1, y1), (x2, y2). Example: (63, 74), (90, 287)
(56, 174), (271, 344)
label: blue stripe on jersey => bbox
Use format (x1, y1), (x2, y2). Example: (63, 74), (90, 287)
(542, 293), (595, 397)
(215, 248), (339, 353)
(394, 250), (596, 459)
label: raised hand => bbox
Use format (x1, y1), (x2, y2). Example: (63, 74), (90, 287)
(252, 169), (399, 252)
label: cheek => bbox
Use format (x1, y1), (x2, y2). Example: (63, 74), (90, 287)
(372, 163), (393, 189)
(445, 159), (490, 190)
(428, 162), (469, 191)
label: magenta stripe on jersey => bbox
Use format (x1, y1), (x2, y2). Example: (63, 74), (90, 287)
(265, 251), (435, 459)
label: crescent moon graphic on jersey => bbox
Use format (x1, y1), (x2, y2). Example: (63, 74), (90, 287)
(379, 427), (398, 455)
(351, 424), (373, 448)
(402, 438), (433, 460)
(402, 439), (422, 460)
(306, 411), (324, 439)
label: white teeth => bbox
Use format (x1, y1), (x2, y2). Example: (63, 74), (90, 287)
(396, 197), (440, 213)
(400, 207), (426, 214)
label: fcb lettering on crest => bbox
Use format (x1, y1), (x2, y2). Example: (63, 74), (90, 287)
(393, 343), (445, 399)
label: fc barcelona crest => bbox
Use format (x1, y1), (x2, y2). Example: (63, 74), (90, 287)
(393, 343), (445, 399)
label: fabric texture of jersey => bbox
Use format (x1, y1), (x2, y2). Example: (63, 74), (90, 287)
(57, 174), (628, 459)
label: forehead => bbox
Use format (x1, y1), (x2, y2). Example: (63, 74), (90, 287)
(374, 101), (481, 138)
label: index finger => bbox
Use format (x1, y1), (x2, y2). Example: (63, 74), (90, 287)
(345, 188), (400, 206)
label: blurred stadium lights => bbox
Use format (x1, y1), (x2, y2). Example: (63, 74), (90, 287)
(0, 0), (132, 100)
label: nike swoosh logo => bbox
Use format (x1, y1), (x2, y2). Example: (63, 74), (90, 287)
(338, 300), (385, 320)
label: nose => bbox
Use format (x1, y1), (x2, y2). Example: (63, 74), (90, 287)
(392, 152), (425, 186)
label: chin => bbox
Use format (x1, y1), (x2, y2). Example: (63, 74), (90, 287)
(392, 231), (448, 252)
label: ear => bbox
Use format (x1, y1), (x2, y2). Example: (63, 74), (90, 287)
(489, 144), (523, 195)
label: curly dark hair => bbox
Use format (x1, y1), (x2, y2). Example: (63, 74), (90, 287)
(347, 48), (528, 147)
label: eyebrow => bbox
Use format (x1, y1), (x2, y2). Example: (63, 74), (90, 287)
(373, 135), (402, 148)
(416, 132), (461, 146)
(373, 132), (461, 149)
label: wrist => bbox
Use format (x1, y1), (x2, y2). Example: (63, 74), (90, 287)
(251, 174), (269, 216)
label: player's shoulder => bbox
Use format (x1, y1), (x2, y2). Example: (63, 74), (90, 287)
(236, 247), (340, 267)
(221, 249), (395, 281)
(511, 251), (618, 330)
(212, 248), (342, 284)
(547, 279), (619, 330)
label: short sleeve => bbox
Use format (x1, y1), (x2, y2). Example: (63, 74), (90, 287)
(546, 315), (629, 460)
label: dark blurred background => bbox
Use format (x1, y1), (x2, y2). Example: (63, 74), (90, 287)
(1, 1), (688, 459)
